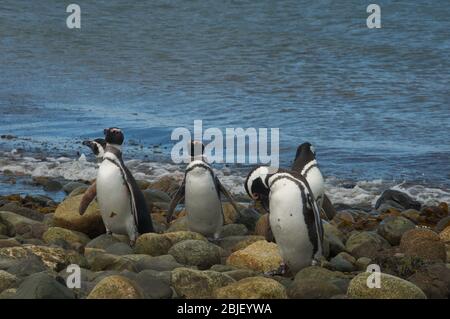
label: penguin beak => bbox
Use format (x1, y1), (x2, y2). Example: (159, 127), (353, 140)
(82, 140), (93, 147)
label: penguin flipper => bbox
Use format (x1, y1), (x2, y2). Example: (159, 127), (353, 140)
(321, 194), (336, 220)
(79, 181), (97, 215)
(166, 180), (185, 223)
(215, 176), (240, 213)
(307, 191), (324, 257)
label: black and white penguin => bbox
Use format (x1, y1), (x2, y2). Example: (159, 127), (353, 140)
(79, 128), (153, 245)
(245, 167), (323, 273)
(167, 141), (239, 239)
(292, 142), (335, 220)
(82, 138), (106, 161)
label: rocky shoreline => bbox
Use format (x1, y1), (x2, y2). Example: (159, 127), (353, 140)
(0, 175), (449, 299)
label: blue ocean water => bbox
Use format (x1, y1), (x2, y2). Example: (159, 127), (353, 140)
(0, 0), (449, 191)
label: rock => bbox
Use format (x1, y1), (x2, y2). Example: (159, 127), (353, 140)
(435, 216), (450, 233)
(287, 278), (342, 299)
(14, 272), (75, 299)
(401, 209), (421, 224)
(0, 203), (44, 222)
(6, 255), (48, 277)
(33, 177), (63, 192)
(135, 180), (151, 190)
(87, 275), (143, 299)
(0, 245), (85, 271)
(226, 240), (283, 273)
(0, 270), (18, 292)
(0, 238), (21, 248)
(43, 227), (90, 246)
(166, 216), (189, 232)
(0, 211), (42, 236)
(53, 194), (105, 237)
(171, 268), (235, 299)
(223, 269), (259, 281)
(148, 176), (180, 194)
(355, 257), (372, 271)
(330, 252), (356, 272)
(0, 222), (7, 236)
(105, 243), (134, 256)
(323, 222), (346, 242)
(439, 226), (450, 243)
(215, 276), (286, 299)
(86, 251), (136, 272)
(324, 225), (346, 257)
(85, 234), (122, 251)
(217, 235), (265, 253)
(346, 231), (390, 259)
(375, 190), (421, 211)
(293, 266), (351, 293)
(222, 203), (240, 225)
(134, 254), (184, 272)
(168, 240), (222, 269)
(377, 216), (416, 245)
(142, 189), (171, 203)
(400, 228), (446, 262)
(420, 204), (449, 225)
(0, 288), (16, 299)
(162, 231), (207, 246)
(254, 213), (273, 241)
(134, 270), (172, 299)
(347, 272), (426, 299)
(407, 262), (450, 299)
(63, 181), (87, 194)
(235, 208), (261, 230)
(69, 185), (89, 197)
(219, 224), (248, 237)
(134, 233), (172, 256)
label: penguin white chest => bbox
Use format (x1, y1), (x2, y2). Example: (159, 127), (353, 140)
(184, 168), (223, 237)
(96, 160), (133, 235)
(269, 180), (314, 272)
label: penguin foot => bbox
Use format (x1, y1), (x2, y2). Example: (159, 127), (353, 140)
(129, 240), (136, 247)
(264, 263), (287, 276)
(106, 230), (113, 235)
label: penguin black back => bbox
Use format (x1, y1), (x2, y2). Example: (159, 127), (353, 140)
(292, 142), (316, 173)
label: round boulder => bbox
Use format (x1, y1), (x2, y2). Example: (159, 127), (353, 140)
(377, 216), (416, 245)
(400, 228), (446, 262)
(168, 239), (222, 269)
(215, 276), (287, 299)
(87, 275), (143, 299)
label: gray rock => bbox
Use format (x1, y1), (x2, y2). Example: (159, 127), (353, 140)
(166, 216), (189, 232)
(168, 240), (222, 269)
(143, 189), (171, 203)
(85, 234), (122, 250)
(355, 257), (372, 271)
(375, 190), (421, 211)
(287, 278), (343, 299)
(134, 270), (173, 299)
(14, 272), (75, 299)
(224, 269), (259, 281)
(292, 266), (351, 294)
(209, 264), (237, 272)
(69, 185), (89, 197)
(219, 224), (248, 237)
(105, 243), (134, 256)
(63, 182), (87, 194)
(0, 270), (19, 292)
(346, 231), (390, 258)
(330, 252), (356, 272)
(377, 216), (416, 245)
(235, 208), (261, 231)
(135, 254), (184, 272)
(7, 255), (48, 277)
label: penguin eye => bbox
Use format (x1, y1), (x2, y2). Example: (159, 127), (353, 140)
(252, 193), (259, 199)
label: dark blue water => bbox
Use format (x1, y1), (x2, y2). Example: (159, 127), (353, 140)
(1, 0), (449, 187)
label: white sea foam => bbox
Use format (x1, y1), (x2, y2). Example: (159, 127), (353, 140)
(0, 151), (448, 207)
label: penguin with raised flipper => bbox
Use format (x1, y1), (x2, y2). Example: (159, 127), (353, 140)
(79, 128), (153, 245)
(167, 141), (239, 239)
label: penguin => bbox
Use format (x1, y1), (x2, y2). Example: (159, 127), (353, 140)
(245, 167), (323, 274)
(292, 142), (336, 220)
(82, 138), (106, 161)
(166, 141), (239, 239)
(79, 128), (154, 245)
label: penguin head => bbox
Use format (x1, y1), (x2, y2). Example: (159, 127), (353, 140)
(104, 127), (124, 145)
(244, 166), (272, 211)
(82, 138), (106, 158)
(188, 140), (205, 162)
(294, 142), (316, 161)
